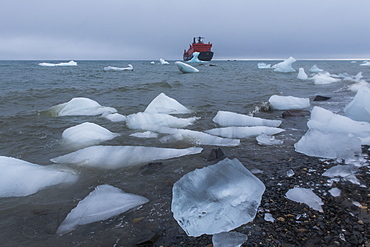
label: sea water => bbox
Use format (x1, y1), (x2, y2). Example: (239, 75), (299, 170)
(0, 60), (366, 245)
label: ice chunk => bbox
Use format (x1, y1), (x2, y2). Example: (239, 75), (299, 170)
(360, 61), (370, 67)
(313, 72), (341, 84)
(187, 52), (203, 63)
(205, 126), (285, 139)
(56, 184), (148, 235)
(159, 58), (169, 64)
(256, 134), (284, 145)
(39, 60), (77, 66)
(171, 158), (265, 237)
(322, 164), (360, 185)
(126, 112), (198, 129)
(329, 188), (341, 197)
(348, 81), (369, 93)
(144, 93), (192, 114)
(273, 57), (296, 72)
(344, 86), (370, 122)
(212, 231), (248, 247)
(286, 169), (295, 177)
(51, 146), (203, 169)
(129, 131), (158, 138)
(103, 64), (133, 71)
(268, 95), (310, 110)
(213, 111), (282, 127)
(297, 68), (308, 80)
(257, 62), (272, 69)
(61, 122), (120, 149)
(309, 64), (324, 73)
(264, 213), (275, 222)
(101, 112), (127, 122)
(285, 187), (324, 212)
(175, 61), (199, 73)
(0, 156), (78, 198)
(43, 97), (117, 117)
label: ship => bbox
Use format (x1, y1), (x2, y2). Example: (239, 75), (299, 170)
(183, 36), (214, 61)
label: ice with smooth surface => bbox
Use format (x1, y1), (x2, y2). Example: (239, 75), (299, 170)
(256, 134), (284, 145)
(175, 61), (199, 73)
(0, 156), (78, 198)
(205, 126), (285, 139)
(39, 60), (77, 66)
(213, 111), (282, 127)
(103, 64), (133, 71)
(129, 131), (158, 138)
(273, 57), (296, 72)
(159, 58), (169, 64)
(268, 95), (310, 110)
(144, 93), (192, 114)
(285, 187), (324, 212)
(43, 97), (117, 117)
(264, 213), (275, 222)
(56, 184), (148, 235)
(101, 112), (127, 122)
(309, 64), (324, 73)
(187, 52), (203, 63)
(313, 72), (341, 84)
(126, 112), (199, 129)
(171, 158), (265, 237)
(329, 188), (341, 197)
(257, 62), (272, 69)
(322, 164), (360, 185)
(344, 86), (370, 122)
(62, 122), (120, 149)
(212, 231), (248, 247)
(297, 68), (308, 80)
(51, 146), (203, 169)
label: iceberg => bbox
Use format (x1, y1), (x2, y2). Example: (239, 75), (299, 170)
(297, 68), (308, 80)
(212, 231), (248, 247)
(38, 60), (77, 67)
(0, 156), (78, 198)
(313, 72), (341, 84)
(103, 64), (133, 71)
(159, 58), (169, 65)
(285, 187), (324, 212)
(268, 95), (310, 110)
(56, 184), (148, 235)
(359, 61), (370, 67)
(205, 126), (285, 139)
(212, 111), (282, 127)
(344, 86), (370, 122)
(50, 146), (203, 169)
(309, 64), (324, 73)
(43, 97), (117, 117)
(144, 93), (192, 114)
(257, 62), (272, 69)
(187, 52), (202, 63)
(171, 158), (265, 237)
(61, 122), (120, 149)
(126, 112), (199, 129)
(256, 134), (284, 145)
(273, 57), (296, 73)
(175, 61), (199, 73)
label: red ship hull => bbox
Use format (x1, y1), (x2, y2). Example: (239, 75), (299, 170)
(183, 37), (214, 61)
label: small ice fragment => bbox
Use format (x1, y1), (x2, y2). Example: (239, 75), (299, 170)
(285, 187), (324, 212)
(257, 62), (272, 69)
(309, 64), (324, 73)
(256, 134), (283, 145)
(264, 213), (275, 222)
(297, 68), (308, 80)
(130, 131), (158, 138)
(286, 169), (295, 177)
(329, 188), (341, 197)
(103, 64), (133, 71)
(212, 231), (248, 247)
(159, 58), (169, 64)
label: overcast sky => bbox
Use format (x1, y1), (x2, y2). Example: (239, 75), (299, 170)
(1, 0), (370, 60)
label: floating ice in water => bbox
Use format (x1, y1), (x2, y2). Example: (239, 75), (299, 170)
(126, 112), (199, 129)
(103, 64), (133, 71)
(175, 61), (199, 73)
(359, 61), (370, 67)
(268, 95), (310, 110)
(144, 93), (192, 114)
(38, 60), (77, 66)
(264, 213), (275, 222)
(257, 62), (272, 69)
(297, 68), (308, 80)
(187, 52), (203, 63)
(159, 58), (169, 64)
(51, 146), (203, 169)
(273, 57), (296, 72)
(0, 156), (78, 198)
(344, 86), (370, 122)
(285, 187), (324, 212)
(322, 164), (360, 185)
(56, 184), (148, 235)
(329, 188), (341, 197)
(62, 122), (120, 149)
(313, 72), (341, 84)
(348, 81), (369, 93)
(309, 64), (324, 73)
(205, 126), (284, 139)
(171, 158), (265, 237)
(213, 111), (282, 127)
(212, 231), (248, 247)
(101, 112), (127, 122)
(129, 131), (158, 138)
(43, 97), (117, 117)
(150, 61), (155, 64)
(256, 134), (284, 145)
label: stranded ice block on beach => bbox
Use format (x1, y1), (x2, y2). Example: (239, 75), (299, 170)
(171, 158), (265, 237)
(268, 95), (310, 110)
(344, 86), (370, 122)
(285, 187), (324, 212)
(212, 111), (282, 127)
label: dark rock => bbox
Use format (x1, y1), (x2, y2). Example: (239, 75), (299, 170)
(140, 162), (163, 175)
(135, 231), (160, 247)
(207, 148), (225, 161)
(282, 110), (310, 118)
(313, 95), (331, 101)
